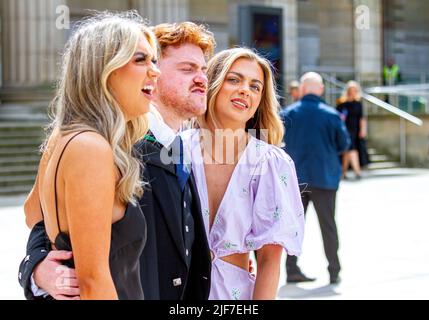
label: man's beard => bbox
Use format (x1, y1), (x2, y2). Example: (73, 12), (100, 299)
(159, 88), (206, 119)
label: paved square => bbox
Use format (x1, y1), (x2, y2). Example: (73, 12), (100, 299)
(1, 169), (428, 300)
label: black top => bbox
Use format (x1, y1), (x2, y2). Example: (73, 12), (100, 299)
(18, 131), (210, 301)
(43, 131), (146, 300)
(337, 100), (363, 150)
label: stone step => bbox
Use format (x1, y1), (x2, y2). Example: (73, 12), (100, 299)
(0, 184), (32, 196)
(0, 102), (48, 111)
(0, 130), (44, 139)
(0, 165), (38, 176)
(0, 174), (36, 187)
(0, 156), (40, 166)
(0, 114), (48, 122)
(0, 139), (42, 148)
(0, 103), (48, 117)
(368, 154), (392, 162)
(0, 122), (46, 130)
(366, 161), (401, 170)
(367, 148), (378, 155)
(0, 105), (47, 195)
(0, 147), (41, 156)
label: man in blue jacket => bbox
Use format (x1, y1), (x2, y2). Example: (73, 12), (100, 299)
(280, 72), (350, 285)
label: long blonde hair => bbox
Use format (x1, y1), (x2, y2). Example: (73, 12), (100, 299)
(47, 11), (157, 204)
(340, 80), (363, 102)
(198, 47), (284, 146)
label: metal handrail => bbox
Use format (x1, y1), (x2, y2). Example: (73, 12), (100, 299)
(365, 83), (429, 95)
(321, 73), (423, 126)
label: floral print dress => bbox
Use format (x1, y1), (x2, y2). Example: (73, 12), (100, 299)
(182, 129), (305, 300)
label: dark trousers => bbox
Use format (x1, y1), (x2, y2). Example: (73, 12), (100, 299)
(286, 186), (341, 277)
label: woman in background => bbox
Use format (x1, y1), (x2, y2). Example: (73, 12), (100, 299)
(337, 80), (367, 179)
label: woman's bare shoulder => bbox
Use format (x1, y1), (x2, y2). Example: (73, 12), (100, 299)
(61, 131), (115, 174)
(65, 131), (112, 156)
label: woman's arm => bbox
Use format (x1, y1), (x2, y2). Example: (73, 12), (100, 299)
(253, 244), (283, 300)
(359, 118), (367, 138)
(62, 132), (118, 300)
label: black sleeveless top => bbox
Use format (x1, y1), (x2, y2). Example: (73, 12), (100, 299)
(42, 131), (147, 300)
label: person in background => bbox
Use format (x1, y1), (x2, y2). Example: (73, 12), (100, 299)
(280, 72), (350, 285)
(383, 57), (401, 86)
(288, 80), (301, 103)
(337, 80), (367, 179)
(383, 57), (401, 103)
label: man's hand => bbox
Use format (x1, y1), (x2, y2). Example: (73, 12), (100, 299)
(33, 250), (80, 300)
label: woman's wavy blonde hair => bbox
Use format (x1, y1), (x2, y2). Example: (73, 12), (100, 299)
(340, 80), (363, 102)
(198, 47), (284, 146)
(47, 11), (157, 204)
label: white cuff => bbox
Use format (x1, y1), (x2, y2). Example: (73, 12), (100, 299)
(30, 273), (49, 297)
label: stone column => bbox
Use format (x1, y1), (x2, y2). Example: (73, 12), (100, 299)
(266, 0), (298, 86)
(353, 0), (383, 86)
(229, 0), (298, 100)
(1, 0), (67, 91)
(318, 0), (354, 72)
(134, 0), (189, 25)
(228, 0), (262, 45)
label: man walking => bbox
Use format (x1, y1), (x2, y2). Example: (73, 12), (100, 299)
(280, 72), (350, 285)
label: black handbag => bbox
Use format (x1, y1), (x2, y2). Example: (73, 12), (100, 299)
(358, 138), (370, 167)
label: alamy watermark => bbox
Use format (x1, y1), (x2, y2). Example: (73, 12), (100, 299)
(355, 5), (370, 30)
(55, 5), (70, 30)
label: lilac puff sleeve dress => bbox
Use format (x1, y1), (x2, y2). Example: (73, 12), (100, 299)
(182, 129), (305, 300)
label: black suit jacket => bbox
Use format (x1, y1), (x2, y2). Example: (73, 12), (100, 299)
(136, 133), (211, 300)
(18, 221), (50, 300)
(18, 132), (211, 300)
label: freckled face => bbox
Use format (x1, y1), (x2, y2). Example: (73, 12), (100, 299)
(108, 34), (161, 121)
(155, 43), (208, 119)
(213, 58), (264, 129)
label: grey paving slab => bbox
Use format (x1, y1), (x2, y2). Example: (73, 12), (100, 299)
(277, 168), (429, 300)
(0, 201), (28, 300)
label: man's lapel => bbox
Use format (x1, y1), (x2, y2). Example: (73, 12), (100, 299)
(138, 132), (187, 263)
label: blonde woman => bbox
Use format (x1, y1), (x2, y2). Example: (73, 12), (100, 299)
(22, 11), (160, 300)
(182, 48), (304, 300)
(337, 80), (367, 179)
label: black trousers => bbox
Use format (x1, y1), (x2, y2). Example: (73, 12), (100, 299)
(286, 186), (341, 277)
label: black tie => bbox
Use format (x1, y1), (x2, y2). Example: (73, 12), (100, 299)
(171, 135), (190, 191)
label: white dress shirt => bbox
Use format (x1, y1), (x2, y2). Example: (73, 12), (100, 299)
(147, 110), (177, 148)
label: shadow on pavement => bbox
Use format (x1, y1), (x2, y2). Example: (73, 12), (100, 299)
(277, 284), (341, 299)
(341, 168), (429, 182)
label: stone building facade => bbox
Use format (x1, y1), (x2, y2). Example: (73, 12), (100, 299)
(0, 1), (427, 195)
(2, 0), (428, 105)
(2, 0), (429, 105)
